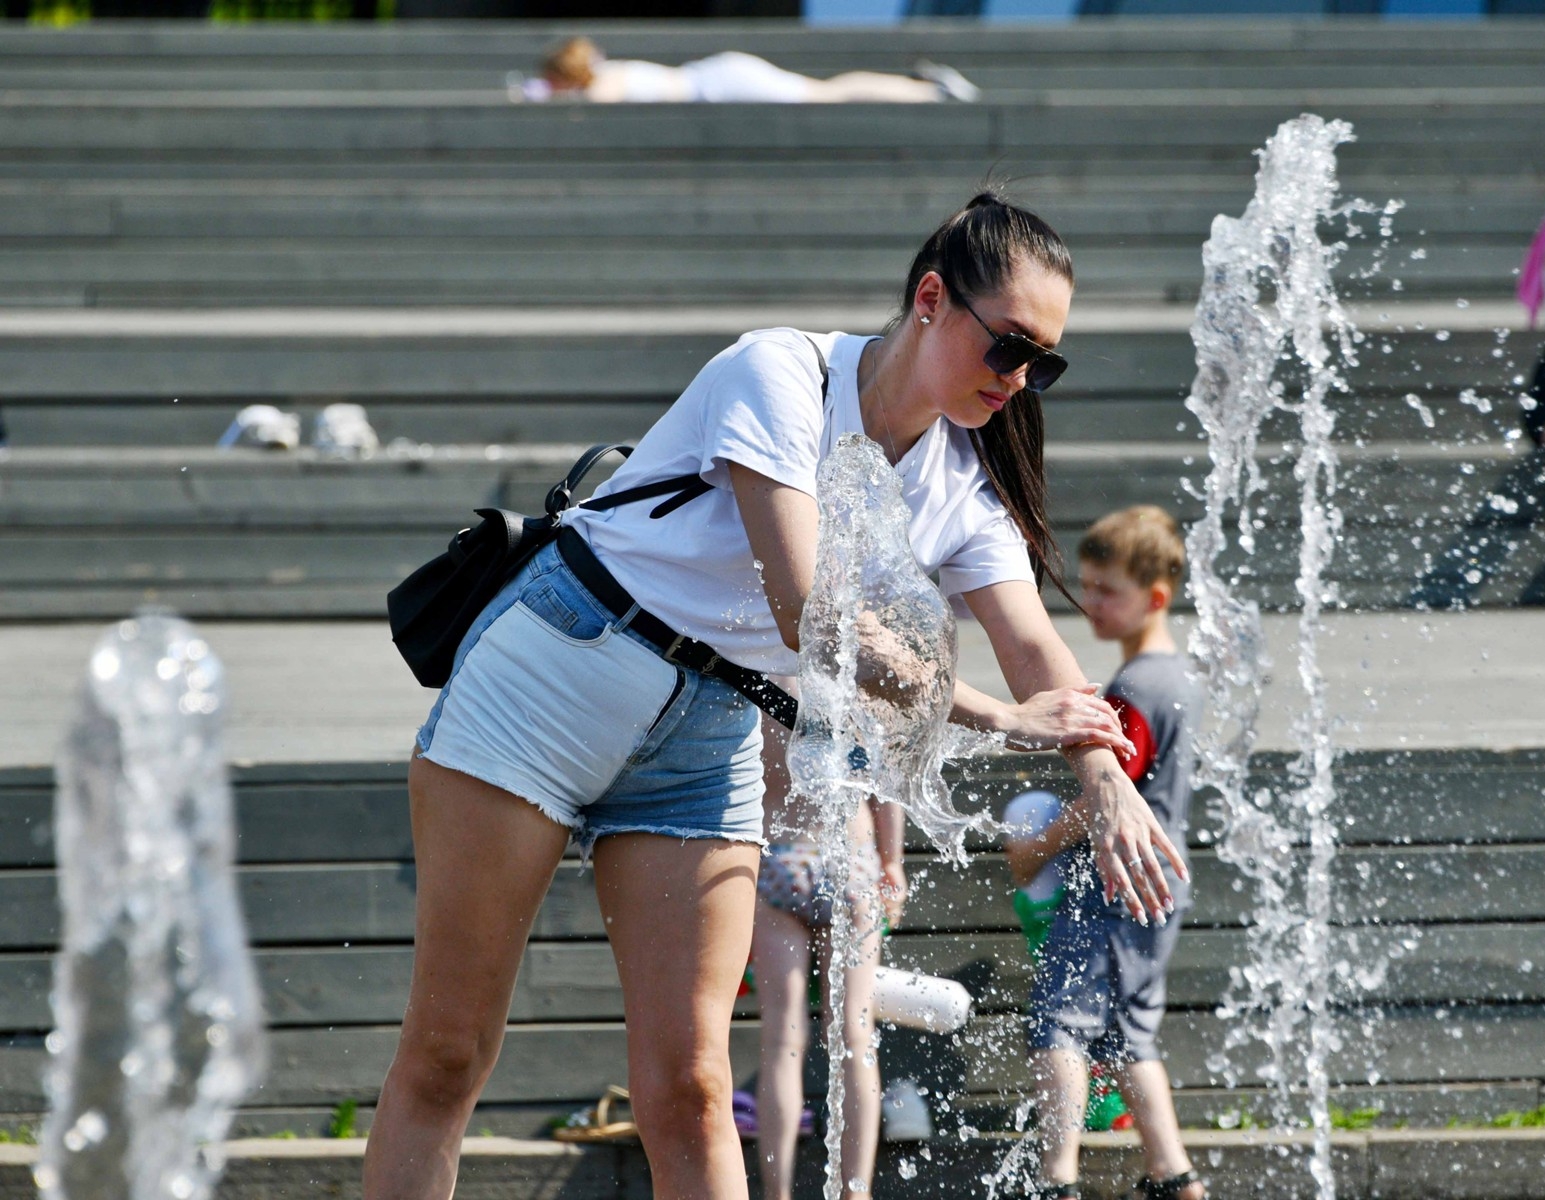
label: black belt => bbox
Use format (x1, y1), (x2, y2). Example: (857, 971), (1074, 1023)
(556, 526), (799, 730)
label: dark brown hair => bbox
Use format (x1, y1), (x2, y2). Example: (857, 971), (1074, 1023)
(1078, 505), (1187, 589)
(898, 190), (1077, 604)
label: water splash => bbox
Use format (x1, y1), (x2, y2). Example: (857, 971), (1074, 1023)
(787, 434), (998, 1200)
(1184, 114), (1376, 1199)
(37, 612), (265, 1200)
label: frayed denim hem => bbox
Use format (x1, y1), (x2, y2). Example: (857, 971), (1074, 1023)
(575, 825), (767, 866)
(414, 746), (584, 834)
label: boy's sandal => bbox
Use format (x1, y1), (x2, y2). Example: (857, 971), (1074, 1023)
(1031, 1183), (1081, 1199)
(1131, 1170), (1206, 1200)
(551, 1085), (640, 1143)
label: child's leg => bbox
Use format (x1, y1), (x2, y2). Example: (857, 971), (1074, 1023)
(1116, 1059), (1199, 1192)
(814, 888), (885, 1199)
(754, 900), (814, 1200)
(1108, 902), (1200, 1195)
(1029, 1048), (1088, 1185)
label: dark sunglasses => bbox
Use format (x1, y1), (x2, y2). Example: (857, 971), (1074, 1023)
(950, 288), (1069, 395)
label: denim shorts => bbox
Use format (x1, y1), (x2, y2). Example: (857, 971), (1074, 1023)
(416, 539), (766, 856)
(1024, 861), (1183, 1064)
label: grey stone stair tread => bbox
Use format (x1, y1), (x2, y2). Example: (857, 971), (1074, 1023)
(0, 606), (1537, 776)
(0, 325), (1527, 399)
(1, 747), (1536, 868)
(0, 183), (1534, 240)
(10, 63), (1545, 94)
(0, 241), (1514, 295)
(889, 924), (1545, 1009)
(966, 1004), (1545, 1094)
(1, 102), (1539, 158)
(129, 1080), (1545, 1140)
(2, 19), (1543, 56)
(0, 548), (1530, 618)
(3, 1003), (1542, 1110)
(1, 921), (1539, 1033)
(0, 439), (1522, 514)
(0, 156), (1530, 187)
(1, 844), (1540, 953)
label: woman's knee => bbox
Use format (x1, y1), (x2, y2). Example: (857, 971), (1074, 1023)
(630, 1053), (734, 1137)
(391, 1019), (503, 1109)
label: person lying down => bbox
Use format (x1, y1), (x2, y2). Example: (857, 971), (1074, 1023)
(512, 36), (980, 104)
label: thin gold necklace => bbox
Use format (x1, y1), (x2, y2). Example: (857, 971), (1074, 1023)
(860, 337), (903, 466)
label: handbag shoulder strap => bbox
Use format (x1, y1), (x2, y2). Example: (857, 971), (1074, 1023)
(555, 336), (832, 522)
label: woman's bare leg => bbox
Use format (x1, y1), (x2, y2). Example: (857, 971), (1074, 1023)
(1116, 1060), (1201, 1194)
(806, 72), (942, 104)
(815, 894), (884, 1199)
(754, 901), (812, 1200)
(594, 833), (762, 1200)
(362, 756), (571, 1200)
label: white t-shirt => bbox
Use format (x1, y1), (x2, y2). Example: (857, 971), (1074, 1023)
(563, 328), (1038, 677)
(592, 53), (812, 104)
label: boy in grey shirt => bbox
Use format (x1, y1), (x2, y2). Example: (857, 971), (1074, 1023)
(1004, 505), (1205, 1200)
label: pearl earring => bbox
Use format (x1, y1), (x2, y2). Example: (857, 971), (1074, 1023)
(920, 316), (931, 325)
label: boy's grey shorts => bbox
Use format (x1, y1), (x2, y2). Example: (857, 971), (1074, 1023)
(1025, 888), (1184, 1064)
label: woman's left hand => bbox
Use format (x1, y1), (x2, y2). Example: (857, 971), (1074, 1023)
(1081, 769), (1187, 924)
(878, 861), (908, 931)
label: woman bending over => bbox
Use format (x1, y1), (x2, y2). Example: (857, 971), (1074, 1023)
(361, 191), (1184, 1200)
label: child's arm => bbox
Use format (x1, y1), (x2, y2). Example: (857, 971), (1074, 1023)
(869, 797), (907, 930)
(1004, 796), (1092, 889)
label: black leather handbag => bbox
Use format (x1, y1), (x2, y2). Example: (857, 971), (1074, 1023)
(387, 444), (700, 688)
(386, 443), (798, 728)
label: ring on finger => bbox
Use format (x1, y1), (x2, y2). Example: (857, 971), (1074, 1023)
(1127, 857), (1144, 868)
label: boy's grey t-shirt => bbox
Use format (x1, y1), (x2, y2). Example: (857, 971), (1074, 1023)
(1103, 651), (1202, 911)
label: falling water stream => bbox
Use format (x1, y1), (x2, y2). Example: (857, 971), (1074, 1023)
(791, 117), (1390, 1199)
(787, 434), (998, 1200)
(37, 612), (264, 1200)
(1185, 114), (1390, 1199)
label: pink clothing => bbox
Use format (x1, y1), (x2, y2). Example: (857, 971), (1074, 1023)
(1519, 216), (1545, 328)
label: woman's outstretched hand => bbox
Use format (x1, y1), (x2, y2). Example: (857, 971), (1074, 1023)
(1000, 684), (1137, 758)
(1081, 770), (1188, 924)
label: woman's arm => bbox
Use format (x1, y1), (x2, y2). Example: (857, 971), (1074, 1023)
(730, 465), (1180, 919)
(729, 464), (818, 653)
(962, 578), (1186, 923)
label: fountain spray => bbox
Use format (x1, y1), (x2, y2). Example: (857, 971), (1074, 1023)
(1185, 114), (1389, 1198)
(37, 612), (265, 1200)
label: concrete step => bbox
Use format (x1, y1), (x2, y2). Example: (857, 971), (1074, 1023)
(0, 1129), (1542, 1200)
(0, 610), (1538, 772)
(0, 18), (1541, 62)
(0, 178), (1534, 240)
(1, 439), (1538, 617)
(0, 239), (1516, 308)
(0, 101), (1535, 164)
(0, 311), (1527, 409)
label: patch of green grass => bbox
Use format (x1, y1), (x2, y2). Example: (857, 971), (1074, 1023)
(327, 1099), (359, 1140)
(1328, 1105), (1382, 1131)
(1211, 1108), (1262, 1131)
(0, 1126), (36, 1145)
(1488, 1107), (1545, 1129)
(269, 1129), (298, 1140)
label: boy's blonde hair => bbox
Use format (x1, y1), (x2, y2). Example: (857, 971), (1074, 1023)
(541, 37), (599, 89)
(1077, 505), (1186, 588)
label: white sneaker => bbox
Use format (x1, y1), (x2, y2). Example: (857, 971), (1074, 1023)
(218, 404), (301, 450)
(881, 1078), (934, 1142)
(314, 403), (380, 458)
(914, 60), (981, 103)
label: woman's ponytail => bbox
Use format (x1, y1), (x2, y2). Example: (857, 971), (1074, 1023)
(899, 191), (1078, 607)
